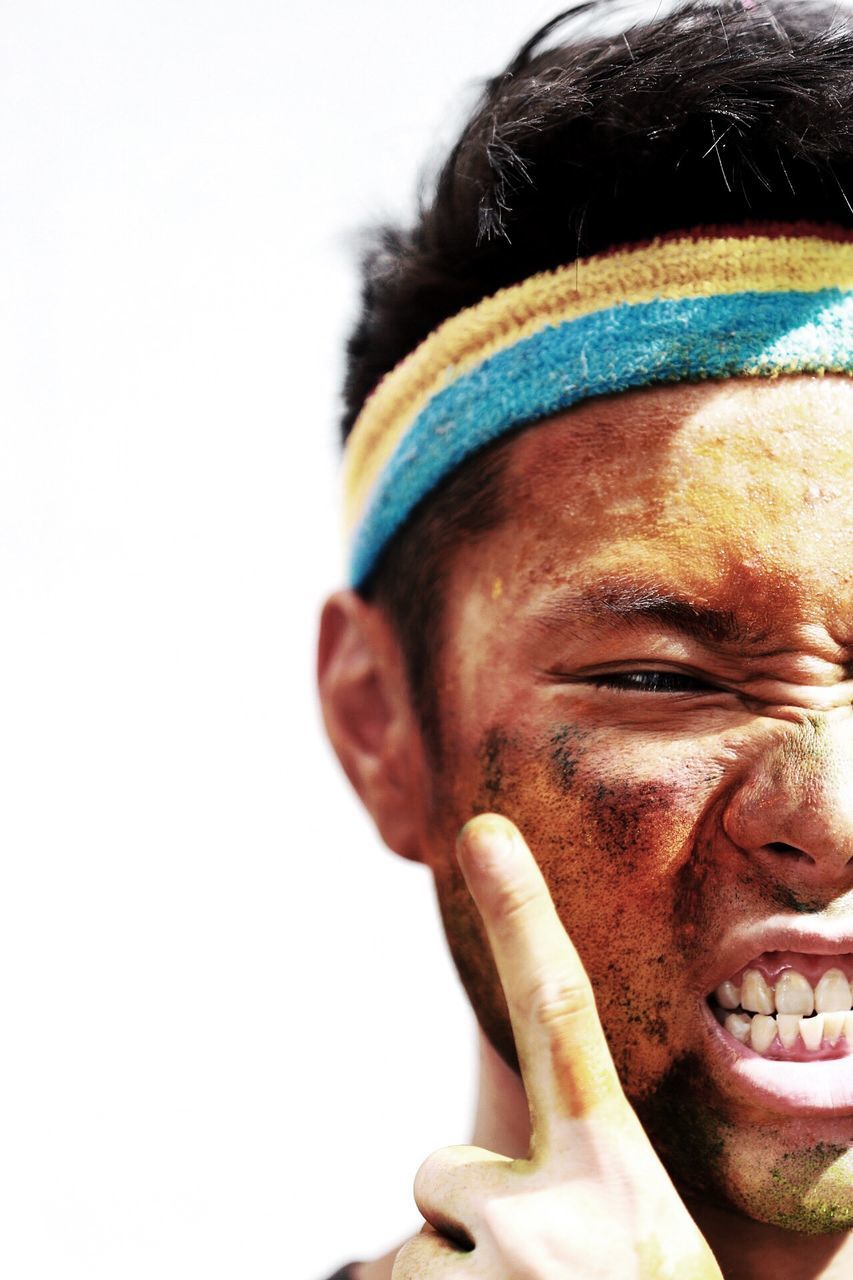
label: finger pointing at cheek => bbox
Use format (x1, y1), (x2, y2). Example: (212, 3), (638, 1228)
(393, 815), (723, 1278)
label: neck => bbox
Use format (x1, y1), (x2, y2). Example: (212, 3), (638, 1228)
(356, 1030), (852, 1280)
(688, 1201), (852, 1280)
(470, 1028), (530, 1157)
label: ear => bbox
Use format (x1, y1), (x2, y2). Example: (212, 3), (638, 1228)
(317, 590), (426, 862)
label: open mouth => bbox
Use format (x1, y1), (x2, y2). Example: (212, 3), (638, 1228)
(708, 951), (853, 1060)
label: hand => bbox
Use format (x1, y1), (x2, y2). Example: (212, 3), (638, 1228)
(392, 814), (722, 1280)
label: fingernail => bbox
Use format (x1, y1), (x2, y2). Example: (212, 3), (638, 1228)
(457, 815), (515, 868)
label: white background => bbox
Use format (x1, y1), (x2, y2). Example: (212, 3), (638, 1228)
(0, 2), (592, 1276)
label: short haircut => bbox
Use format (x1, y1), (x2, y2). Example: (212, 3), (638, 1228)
(340, 0), (853, 753)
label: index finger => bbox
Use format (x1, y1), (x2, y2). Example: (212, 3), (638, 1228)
(456, 813), (624, 1134)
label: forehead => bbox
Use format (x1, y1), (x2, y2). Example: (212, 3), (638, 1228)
(503, 376), (852, 565)
(445, 375), (853, 640)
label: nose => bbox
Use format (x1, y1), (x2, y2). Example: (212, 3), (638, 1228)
(722, 715), (853, 887)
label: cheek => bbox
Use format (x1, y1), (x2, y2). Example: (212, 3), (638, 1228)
(522, 720), (721, 919)
(453, 722), (729, 1089)
(543, 734), (717, 1085)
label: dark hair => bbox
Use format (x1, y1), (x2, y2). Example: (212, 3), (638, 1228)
(341, 0), (853, 750)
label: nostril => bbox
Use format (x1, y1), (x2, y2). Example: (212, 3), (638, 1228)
(765, 841), (813, 863)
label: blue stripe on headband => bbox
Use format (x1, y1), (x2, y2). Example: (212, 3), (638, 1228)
(349, 288), (853, 587)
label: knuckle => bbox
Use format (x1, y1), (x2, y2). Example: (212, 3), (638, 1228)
(491, 878), (541, 929)
(528, 976), (595, 1031)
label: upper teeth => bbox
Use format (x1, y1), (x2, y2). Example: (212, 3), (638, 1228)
(741, 970), (776, 1014)
(716, 967), (852, 1016)
(714, 966), (853, 1055)
(774, 971), (815, 1016)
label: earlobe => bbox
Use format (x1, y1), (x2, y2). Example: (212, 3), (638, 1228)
(317, 590), (425, 862)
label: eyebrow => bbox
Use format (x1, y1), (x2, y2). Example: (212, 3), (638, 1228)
(528, 580), (759, 648)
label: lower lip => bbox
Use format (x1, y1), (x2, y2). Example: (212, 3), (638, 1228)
(700, 1004), (853, 1115)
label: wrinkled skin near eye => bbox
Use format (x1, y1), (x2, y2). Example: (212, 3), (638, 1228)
(415, 376), (853, 1232)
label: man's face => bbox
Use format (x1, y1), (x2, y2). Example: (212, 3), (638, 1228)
(416, 375), (853, 1229)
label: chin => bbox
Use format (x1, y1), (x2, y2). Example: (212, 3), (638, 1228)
(712, 1127), (853, 1234)
(635, 1054), (853, 1234)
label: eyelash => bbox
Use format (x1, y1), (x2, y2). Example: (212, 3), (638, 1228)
(588, 671), (715, 695)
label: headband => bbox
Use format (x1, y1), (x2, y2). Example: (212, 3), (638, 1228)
(343, 224), (853, 587)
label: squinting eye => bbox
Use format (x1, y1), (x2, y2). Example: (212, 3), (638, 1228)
(590, 671), (714, 694)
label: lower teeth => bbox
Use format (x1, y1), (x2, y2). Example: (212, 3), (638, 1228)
(721, 1008), (853, 1055)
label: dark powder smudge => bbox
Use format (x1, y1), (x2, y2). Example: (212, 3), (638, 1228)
(549, 723), (586, 793)
(672, 834), (717, 961)
(476, 726), (511, 809)
(771, 882), (824, 914)
(634, 1052), (731, 1201)
(587, 778), (674, 872)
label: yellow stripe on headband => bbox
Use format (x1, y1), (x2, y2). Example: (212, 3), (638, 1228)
(343, 228), (853, 534)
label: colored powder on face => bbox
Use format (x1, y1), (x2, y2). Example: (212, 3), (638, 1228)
(477, 727), (510, 808)
(770, 882), (824, 914)
(744, 1144), (853, 1233)
(634, 1053), (730, 1198)
(421, 374), (853, 1240)
(584, 776), (679, 877)
(549, 723), (585, 792)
